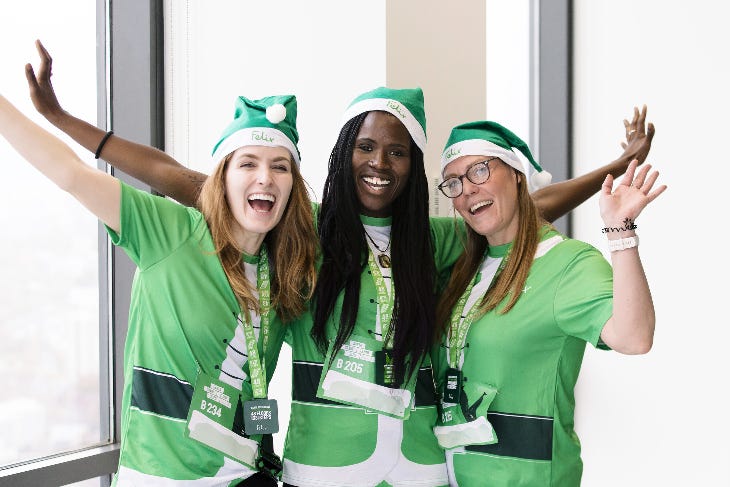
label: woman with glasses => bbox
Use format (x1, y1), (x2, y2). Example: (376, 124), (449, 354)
(433, 121), (665, 487)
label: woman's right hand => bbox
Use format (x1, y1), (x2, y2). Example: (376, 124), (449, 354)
(619, 105), (655, 166)
(24, 39), (65, 122)
(599, 159), (666, 230)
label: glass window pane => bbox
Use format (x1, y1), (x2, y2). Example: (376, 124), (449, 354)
(0, 2), (103, 466)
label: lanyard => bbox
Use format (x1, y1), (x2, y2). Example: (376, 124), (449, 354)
(447, 253), (507, 369)
(367, 248), (395, 349)
(241, 245), (271, 399)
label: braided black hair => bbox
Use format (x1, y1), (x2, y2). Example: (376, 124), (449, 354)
(311, 112), (436, 385)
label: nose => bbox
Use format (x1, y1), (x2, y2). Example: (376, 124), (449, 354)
(368, 148), (389, 169)
(257, 166), (273, 185)
(460, 175), (479, 196)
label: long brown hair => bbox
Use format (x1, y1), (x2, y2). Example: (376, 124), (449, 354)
(198, 153), (318, 323)
(436, 169), (548, 339)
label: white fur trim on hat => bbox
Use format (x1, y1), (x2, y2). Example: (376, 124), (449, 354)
(266, 104), (287, 124)
(341, 98), (427, 152)
(211, 127), (300, 167)
(441, 139), (551, 192)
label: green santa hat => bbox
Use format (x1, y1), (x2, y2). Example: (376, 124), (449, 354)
(441, 121), (552, 192)
(211, 94), (300, 166)
(340, 86), (427, 152)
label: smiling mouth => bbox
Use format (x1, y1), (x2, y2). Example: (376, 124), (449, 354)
(469, 200), (493, 214)
(362, 175), (391, 190)
(248, 193), (275, 212)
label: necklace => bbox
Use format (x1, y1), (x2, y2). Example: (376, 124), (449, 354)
(364, 229), (392, 268)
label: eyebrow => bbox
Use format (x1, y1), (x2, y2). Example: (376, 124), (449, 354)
(270, 156), (292, 163)
(443, 158), (496, 178)
(233, 153), (292, 164)
(356, 137), (410, 150)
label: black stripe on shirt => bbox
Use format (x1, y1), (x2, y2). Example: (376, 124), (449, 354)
(131, 366), (194, 420)
(292, 361), (437, 407)
(465, 411), (553, 461)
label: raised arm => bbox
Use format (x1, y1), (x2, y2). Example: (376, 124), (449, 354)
(533, 105), (655, 222)
(1, 94), (120, 232)
(598, 160), (666, 355)
(25, 40), (206, 207)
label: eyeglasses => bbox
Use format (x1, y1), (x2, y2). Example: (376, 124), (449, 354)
(438, 157), (498, 198)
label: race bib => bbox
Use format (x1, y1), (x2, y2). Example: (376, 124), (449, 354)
(316, 334), (417, 419)
(434, 377), (498, 449)
(186, 372), (259, 468)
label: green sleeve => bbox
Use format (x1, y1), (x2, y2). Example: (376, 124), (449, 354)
(553, 241), (614, 347)
(105, 181), (199, 269)
(430, 216), (467, 274)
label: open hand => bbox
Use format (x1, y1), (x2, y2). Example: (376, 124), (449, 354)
(619, 105), (655, 166)
(24, 39), (65, 122)
(599, 159), (666, 229)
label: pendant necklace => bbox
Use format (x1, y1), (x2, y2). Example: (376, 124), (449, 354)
(364, 229), (392, 268)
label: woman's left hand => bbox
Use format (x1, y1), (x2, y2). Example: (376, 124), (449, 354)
(599, 159), (667, 229)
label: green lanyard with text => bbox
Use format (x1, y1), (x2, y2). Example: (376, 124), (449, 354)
(447, 254), (507, 369)
(367, 249), (395, 348)
(241, 245), (271, 399)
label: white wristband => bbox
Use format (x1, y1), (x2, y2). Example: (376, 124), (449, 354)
(607, 235), (639, 252)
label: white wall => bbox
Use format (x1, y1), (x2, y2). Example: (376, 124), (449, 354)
(573, 1), (730, 484)
(486, 0), (531, 145)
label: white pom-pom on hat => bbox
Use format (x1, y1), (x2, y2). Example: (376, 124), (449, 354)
(266, 104), (287, 124)
(531, 170), (553, 190)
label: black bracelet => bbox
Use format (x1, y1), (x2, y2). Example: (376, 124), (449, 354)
(95, 130), (114, 159)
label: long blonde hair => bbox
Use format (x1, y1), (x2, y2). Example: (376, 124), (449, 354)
(198, 153), (318, 323)
(436, 170), (548, 339)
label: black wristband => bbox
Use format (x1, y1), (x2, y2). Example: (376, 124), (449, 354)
(94, 130), (114, 159)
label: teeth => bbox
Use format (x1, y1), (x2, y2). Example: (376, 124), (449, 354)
(248, 193), (275, 202)
(470, 200), (492, 213)
(363, 176), (391, 186)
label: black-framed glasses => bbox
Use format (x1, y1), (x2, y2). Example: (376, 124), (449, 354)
(438, 157), (498, 198)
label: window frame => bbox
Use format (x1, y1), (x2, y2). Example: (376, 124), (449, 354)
(533, 0), (572, 234)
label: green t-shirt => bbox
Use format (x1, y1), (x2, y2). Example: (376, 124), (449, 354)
(435, 228), (613, 487)
(281, 214), (464, 487)
(108, 182), (286, 485)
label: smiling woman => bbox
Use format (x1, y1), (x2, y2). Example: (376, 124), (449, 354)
(433, 121), (665, 487)
(218, 146), (294, 255)
(351, 111), (412, 218)
(0, 90), (317, 486)
(445, 156), (522, 246)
